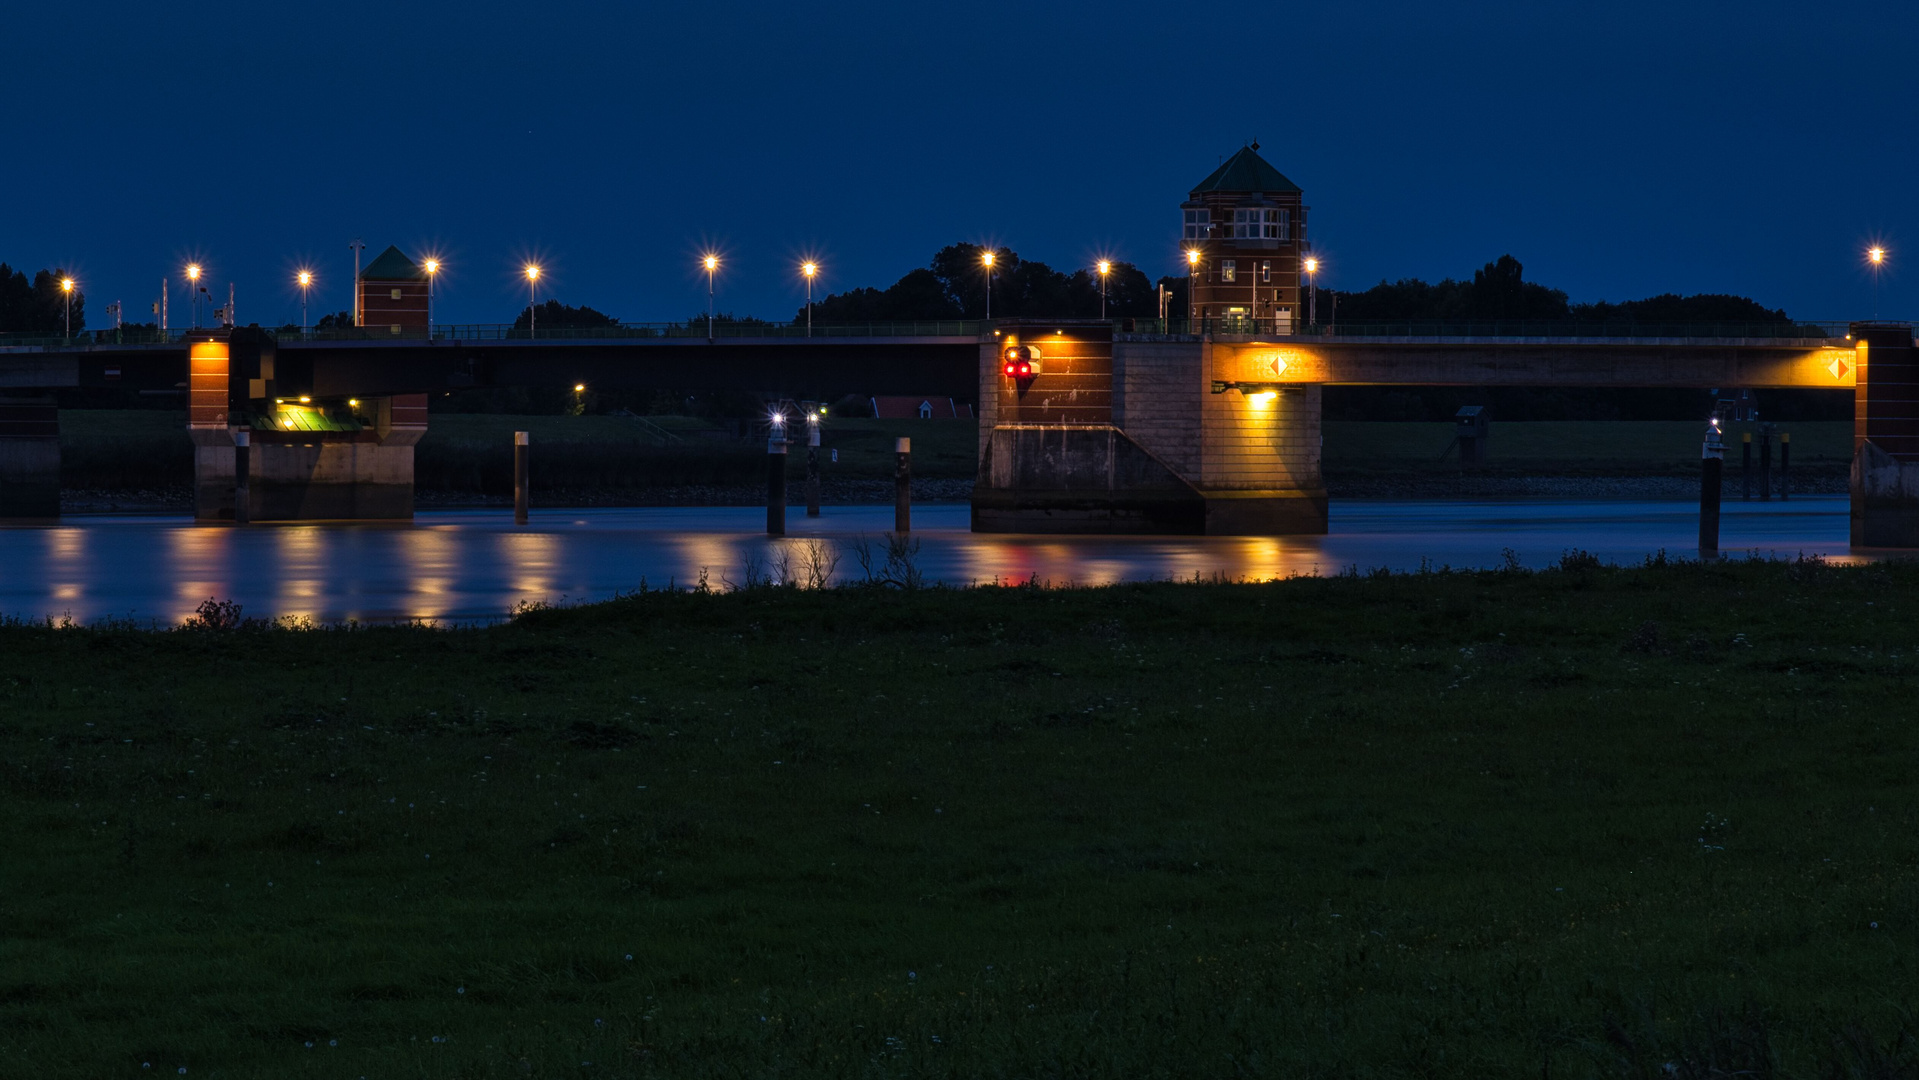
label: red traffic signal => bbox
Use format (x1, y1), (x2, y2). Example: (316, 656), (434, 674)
(1001, 344), (1041, 379)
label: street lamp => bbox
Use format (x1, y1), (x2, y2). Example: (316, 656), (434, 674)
(60, 277), (74, 338)
(524, 263), (541, 338)
(703, 254), (719, 340)
(423, 258), (440, 335)
(981, 251), (995, 321)
(801, 261), (818, 337)
(1185, 249), (1200, 328)
(186, 264), (202, 328)
(1303, 257), (1319, 328)
(1869, 246), (1887, 319)
(296, 270), (313, 334)
(1096, 260), (1111, 320)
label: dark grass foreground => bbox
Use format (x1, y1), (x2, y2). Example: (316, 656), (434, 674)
(5, 559), (1919, 1078)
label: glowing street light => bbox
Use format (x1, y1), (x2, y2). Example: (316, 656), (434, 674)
(423, 258), (440, 335)
(981, 250), (996, 320)
(296, 270), (313, 333)
(1096, 260), (1111, 320)
(801, 261), (818, 337)
(1869, 246), (1888, 318)
(60, 277), (74, 338)
(1185, 249), (1200, 327)
(1303, 256), (1320, 327)
(186, 264), (203, 328)
(524, 263), (541, 338)
(703, 254), (719, 340)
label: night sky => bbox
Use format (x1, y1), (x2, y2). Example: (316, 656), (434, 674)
(6, 0), (1914, 328)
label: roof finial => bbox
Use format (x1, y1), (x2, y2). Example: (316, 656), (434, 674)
(1250, 138), (1260, 152)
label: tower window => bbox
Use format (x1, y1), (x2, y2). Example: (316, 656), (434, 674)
(1264, 209), (1291, 240)
(1220, 259), (1237, 283)
(390, 288), (403, 300)
(1182, 208), (1211, 239)
(1260, 261), (1271, 282)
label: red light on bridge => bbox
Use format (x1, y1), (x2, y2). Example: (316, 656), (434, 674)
(1001, 343), (1041, 380)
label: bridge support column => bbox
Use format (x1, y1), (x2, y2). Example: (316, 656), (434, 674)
(1849, 321), (1919, 547)
(970, 327), (1328, 534)
(192, 394), (425, 521)
(0, 394), (60, 519)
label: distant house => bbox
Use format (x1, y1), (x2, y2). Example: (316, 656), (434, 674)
(870, 396), (974, 420)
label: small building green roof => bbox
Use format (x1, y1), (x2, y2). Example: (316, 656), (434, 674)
(1189, 145), (1301, 196)
(360, 245), (424, 282)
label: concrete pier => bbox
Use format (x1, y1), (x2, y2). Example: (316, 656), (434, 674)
(0, 394), (60, 518)
(186, 329), (426, 521)
(972, 321), (1327, 535)
(1849, 321), (1919, 547)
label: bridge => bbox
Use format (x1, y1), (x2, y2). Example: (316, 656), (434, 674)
(2, 318), (1912, 546)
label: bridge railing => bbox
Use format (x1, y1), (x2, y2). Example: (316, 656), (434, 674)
(1113, 318), (1854, 341)
(284, 320), (991, 342)
(0, 318), (1862, 350)
(0, 320), (992, 349)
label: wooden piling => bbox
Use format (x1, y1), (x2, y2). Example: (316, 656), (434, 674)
(894, 436), (911, 533)
(1700, 426), (1724, 555)
(1741, 431), (1752, 500)
(1759, 424), (1773, 501)
(806, 423), (821, 518)
(1779, 432), (1790, 500)
(513, 431), (529, 525)
(767, 428), (788, 536)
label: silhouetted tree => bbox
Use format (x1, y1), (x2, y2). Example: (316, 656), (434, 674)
(0, 264), (85, 333)
(512, 300), (619, 331)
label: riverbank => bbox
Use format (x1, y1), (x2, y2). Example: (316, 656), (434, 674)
(51, 413), (1855, 510)
(4, 561), (1916, 1077)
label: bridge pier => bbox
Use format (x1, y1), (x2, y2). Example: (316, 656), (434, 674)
(971, 324), (1327, 535)
(187, 330), (426, 521)
(1850, 321), (1919, 547)
(0, 394), (60, 519)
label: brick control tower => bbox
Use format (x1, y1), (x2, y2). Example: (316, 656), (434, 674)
(1181, 143), (1311, 331)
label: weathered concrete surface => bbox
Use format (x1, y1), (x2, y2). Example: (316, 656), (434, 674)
(193, 433), (416, 521)
(971, 424), (1205, 533)
(1851, 441), (1919, 547)
(1211, 338), (1858, 389)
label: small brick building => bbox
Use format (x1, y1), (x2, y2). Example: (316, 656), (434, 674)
(1181, 144), (1311, 329)
(358, 246), (429, 334)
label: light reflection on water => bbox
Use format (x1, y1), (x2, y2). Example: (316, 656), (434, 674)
(0, 496), (1869, 626)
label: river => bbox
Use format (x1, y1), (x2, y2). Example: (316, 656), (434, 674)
(0, 496), (1867, 626)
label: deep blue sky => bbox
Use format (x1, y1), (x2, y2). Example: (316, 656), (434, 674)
(6, 1), (1914, 327)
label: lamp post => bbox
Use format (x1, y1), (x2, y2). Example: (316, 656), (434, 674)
(1869, 246), (1887, 319)
(1303, 257), (1319, 329)
(524, 263), (541, 339)
(186, 264), (202, 328)
(703, 254), (719, 340)
(296, 270), (312, 334)
(1097, 260), (1111, 320)
(801, 261), (817, 337)
(60, 277), (74, 339)
(1185, 249), (1200, 329)
(981, 250), (995, 321)
(423, 259), (440, 336)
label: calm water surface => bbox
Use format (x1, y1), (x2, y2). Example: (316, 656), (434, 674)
(0, 496), (1866, 625)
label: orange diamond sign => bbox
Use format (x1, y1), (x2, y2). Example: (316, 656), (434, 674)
(1828, 357), (1850, 381)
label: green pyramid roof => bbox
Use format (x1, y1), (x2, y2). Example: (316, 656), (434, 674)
(360, 245), (424, 281)
(1189, 145), (1301, 196)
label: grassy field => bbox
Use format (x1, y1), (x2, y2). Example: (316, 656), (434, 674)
(5, 560), (1919, 1077)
